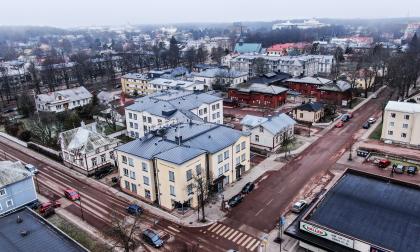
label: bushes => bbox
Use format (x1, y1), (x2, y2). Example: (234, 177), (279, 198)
(18, 130), (32, 142)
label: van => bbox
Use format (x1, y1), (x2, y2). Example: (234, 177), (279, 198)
(25, 164), (39, 174)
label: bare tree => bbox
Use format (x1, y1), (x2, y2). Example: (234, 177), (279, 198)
(191, 171), (213, 223)
(106, 210), (143, 252)
(279, 133), (296, 159)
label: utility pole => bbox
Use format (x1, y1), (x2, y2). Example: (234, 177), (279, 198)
(348, 144), (353, 161)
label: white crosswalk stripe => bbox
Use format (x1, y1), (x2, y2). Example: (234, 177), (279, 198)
(206, 223), (262, 251)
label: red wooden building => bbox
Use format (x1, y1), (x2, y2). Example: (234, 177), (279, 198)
(228, 83), (288, 108)
(286, 76), (332, 97)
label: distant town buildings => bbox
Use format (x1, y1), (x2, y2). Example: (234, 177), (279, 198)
(0, 161), (38, 215)
(403, 23), (420, 41)
(266, 43), (311, 56)
(272, 19), (328, 30)
(115, 122), (251, 210)
(233, 40), (263, 54)
(35, 86), (93, 113)
(192, 68), (248, 88)
(241, 114), (296, 151)
(381, 101), (420, 147)
(125, 90), (223, 138)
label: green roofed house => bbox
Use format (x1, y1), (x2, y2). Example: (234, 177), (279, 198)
(234, 39), (263, 54)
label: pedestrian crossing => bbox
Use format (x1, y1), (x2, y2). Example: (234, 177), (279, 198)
(205, 222), (261, 251)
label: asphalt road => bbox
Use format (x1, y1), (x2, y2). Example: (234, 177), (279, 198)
(225, 88), (393, 233)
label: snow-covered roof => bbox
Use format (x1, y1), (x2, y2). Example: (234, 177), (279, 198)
(0, 161), (32, 188)
(36, 86), (92, 104)
(59, 123), (119, 154)
(241, 114), (296, 135)
(287, 76), (332, 85)
(233, 83), (288, 94)
(385, 101), (420, 113)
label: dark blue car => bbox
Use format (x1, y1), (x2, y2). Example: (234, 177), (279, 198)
(126, 204), (143, 215)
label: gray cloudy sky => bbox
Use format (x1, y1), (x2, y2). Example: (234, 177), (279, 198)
(0, 0), (417, 27)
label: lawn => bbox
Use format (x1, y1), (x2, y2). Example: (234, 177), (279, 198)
(49, 215), (110, 252)
(369, 122), (383, 140)
(101, 124), (125, 135)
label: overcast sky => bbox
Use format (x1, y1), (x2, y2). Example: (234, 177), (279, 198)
(0, 0), (418, 27)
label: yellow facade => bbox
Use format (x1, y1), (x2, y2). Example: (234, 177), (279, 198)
(121, 77), (151, 95)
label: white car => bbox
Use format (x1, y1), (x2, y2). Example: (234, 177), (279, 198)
(25, 164), (39, 174)
(291, 200), (308, 213)
(368, 117), (376, 124)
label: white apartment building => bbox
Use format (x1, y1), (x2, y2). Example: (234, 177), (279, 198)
(192, 68), (248, 89)
(381, 101), (420, 146)
(241, 114), (296, 151)
(58, 122), (120, 175)
(35, 86), (93, 113)
(125, 90), (223, 138)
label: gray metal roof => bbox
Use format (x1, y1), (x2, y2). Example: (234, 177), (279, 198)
(309, 172), (420, 252)
(192, 68), (247, 78)
(0, 161), (32, 188)
(317, 80), (351, 92)
(0, 208), (87, 252)
(241, 114), (296, 135)
(287, 76), (332, 85)
(296, 102), (324, 112)
(36, 86), (92, 104)
(154, 146), (206, 165)
(234, 83), (288, 95)
(116, 137), (177, 160)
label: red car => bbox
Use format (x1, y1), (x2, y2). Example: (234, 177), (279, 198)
(335, 121), (344, 128)
(378, 159), (391, 168)
(40, 201), (61, 214)
(64, 189), (80, 201)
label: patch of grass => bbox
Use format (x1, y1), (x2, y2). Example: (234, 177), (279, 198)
(49, 215), (110, 252)
(102, 124), (125, 135)
(369, 122), (383, 140)
(116, 134), (133, 143)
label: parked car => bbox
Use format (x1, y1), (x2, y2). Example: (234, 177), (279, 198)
(228, 194), (243, 207)
(341, 114), (350, 122)
(407, 166), (418, 175)
(40, 201), (61, 214)
(94, 166), (114, 179)
(335, 121), (344, 128)
(393, 164), (406, 174)
(64, 189), (80, 201)
(143, 229), (164, 248)
(362, 122), (371, 129)
(291, 200), (307, 213)
(368, 117), (376, 124)
(25, 164), (39, 174)
(28, 199), (41, 210)
(127, 204), (143, 215)
(241, 182), (255, 194)
(41, 206), (55, 218)
(356, 150), (369, 157)
(378, 159), (391, 168)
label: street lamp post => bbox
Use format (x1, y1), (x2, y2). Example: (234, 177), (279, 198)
(348, 144), (353, 161)
(78, 192), (85, 221)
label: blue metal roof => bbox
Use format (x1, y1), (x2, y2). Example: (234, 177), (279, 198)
(116, 137), (177, 160)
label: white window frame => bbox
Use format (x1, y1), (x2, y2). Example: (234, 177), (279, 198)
(6, 199), (13, 208)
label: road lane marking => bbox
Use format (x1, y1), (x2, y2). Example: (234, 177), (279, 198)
(246, 238), (257, 249)
(223, 228), (235, 238)
(227, 230), (238, 240)
(265, 199), (273, 206)
(210, 223), (221, 232)
(219, 227), (231, 237)
(216, 225), (227, 235)
(250, 241), (260, 251)
(167, 226), (180, 233)
(232, 233), (243, 243)
(240, 236), (252, 247)
(255, 208), (264, 216)
(236, 234), (248, 245)
(208, 222), (218, 231)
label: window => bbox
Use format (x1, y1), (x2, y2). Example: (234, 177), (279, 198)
(128, 158), (134, 167)
(389, 122), (394, 127)
(143, 116), (146, 122)
(390, 113), (396, 118)
(217, 154), (223, 163)
(212, 113), (216, 120)
(170, 185), (176, 196)
(109, 151), (114, 160)
(147, 117), (152, 123)
(403, 123), (408, 129)
(203, 108), (207, 113)
(169, 171), (175, 182)
(236, 144), (240, 153)
(123, 168), (129, 177)
(134, 123), (138, 129)
(218, 167), (223, 176)
(224, 150), (229, 160)
(143, 176), (150, 186)
(133, 114), (137, 120)
(199, 109), (203, 115)
(129, 122), (133, 128)
(255, 135), (259, 142)
(124, 180), (130, 190)
(143, 125), (148, 132)
(145, 189), (151, 199)
(142, 162), (148, 172)
(388, 130), (393, 136)
(187, 184), (193, 195)
(300, 113), (303, 118)
(401, 133), (407, 138)
(6, 199), (13, 208)
(101, 154), (106, 163)
(91, 157), (97, 166)
(0, 188), (6, 196)
(241, 153), (246, 162)
(259, 126), (264, 133)
(186, 169), (193, 181)
(122, 155), (127, 164)
(224, 163), (230, 172)
(196, 164), (202, 176)
(241, 141), (246, 150)
(158, 119), (162, 124)
(236, 157), (240, 166)
(404, 115), (410, 120)
(129, 112), (133, 119)
(131, 183), (137, 193)
(130, 171), (136, 179)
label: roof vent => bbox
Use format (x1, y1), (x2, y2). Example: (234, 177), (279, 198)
(208, 135), (211, 139)
(16, 216), (23, 224)
(20, 230), (29, 237)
